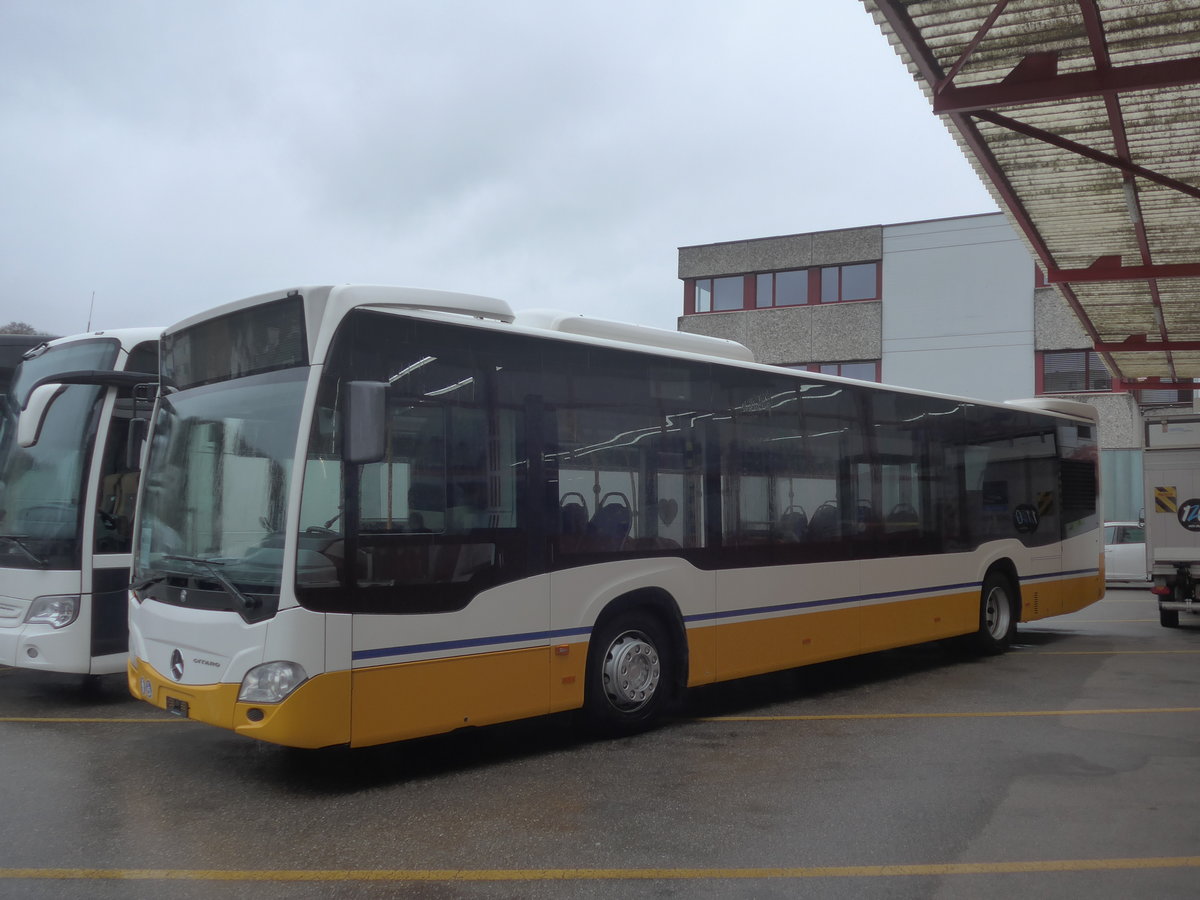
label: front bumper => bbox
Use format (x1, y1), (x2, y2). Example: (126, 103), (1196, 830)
(128, 656), (351, 749)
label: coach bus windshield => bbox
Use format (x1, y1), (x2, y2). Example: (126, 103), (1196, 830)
(0, 339), (118, 570)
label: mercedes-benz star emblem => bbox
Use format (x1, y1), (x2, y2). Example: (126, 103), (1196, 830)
(170, 649), (185, 681)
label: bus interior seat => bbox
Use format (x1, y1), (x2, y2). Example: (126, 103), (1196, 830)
(807, 501), (840, 541)
(776, 506), (808, 542)
(886, 503), (920, 533)
(558, 492), (589, 553)
(588, 492), (632, 551)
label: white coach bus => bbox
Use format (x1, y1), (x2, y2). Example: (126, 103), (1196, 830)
(0, 328), (160, 676)
(127, 286), (1102, 748)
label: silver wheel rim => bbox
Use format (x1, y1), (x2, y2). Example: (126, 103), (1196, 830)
(984, 584), (1011, 640)
(601, 629), (661, 712)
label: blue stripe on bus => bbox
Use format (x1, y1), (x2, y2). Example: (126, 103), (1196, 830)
(352, 626), (591, 661)
(350, 568), (1100, 663)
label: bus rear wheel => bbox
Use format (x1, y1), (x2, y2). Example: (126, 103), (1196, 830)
(583, 612), (672, 734)
(1160, 606), (1179, 628)
(973, 571), (1017, 654)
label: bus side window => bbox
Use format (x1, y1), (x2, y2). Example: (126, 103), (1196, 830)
(95, 388), (142, 554)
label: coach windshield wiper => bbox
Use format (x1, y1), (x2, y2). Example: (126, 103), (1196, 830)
(0, 535), (48, 568)
(130, 572), (170, 593)
(164, 554), (260, 612)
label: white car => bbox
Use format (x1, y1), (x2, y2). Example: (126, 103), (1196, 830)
(1104, 521), (1148, 586)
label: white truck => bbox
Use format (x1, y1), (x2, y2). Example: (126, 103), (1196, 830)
(1143, 415), (1200, 627)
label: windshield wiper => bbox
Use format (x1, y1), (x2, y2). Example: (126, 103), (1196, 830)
(130, 572), (169, 593)
(163, 554), (260, 611)
(0, 535), (48, 568)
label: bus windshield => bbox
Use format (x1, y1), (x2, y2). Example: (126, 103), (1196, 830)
(132, 367), (309, 621)
(0, 339), (118, 570)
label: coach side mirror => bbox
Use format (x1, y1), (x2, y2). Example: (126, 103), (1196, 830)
(125, 417), (150, 471)
(1139, 507), (1145, 528)
(18, 382), (68, 448)
(344, 380), (387, 465)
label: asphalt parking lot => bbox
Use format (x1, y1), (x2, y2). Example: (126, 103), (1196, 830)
(1, 588), (1198, 899)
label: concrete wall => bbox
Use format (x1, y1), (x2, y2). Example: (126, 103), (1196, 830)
(678, 301), (881, 366)
(880, 214), (1035, 402)
(1035, 285), (1093, 350)
(678, 226), (881, 279)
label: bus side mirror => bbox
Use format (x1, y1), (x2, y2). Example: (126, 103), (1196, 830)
(18, 383), (68, 448)
(345, 380), (387, 465)
(125, 418), (149, 471)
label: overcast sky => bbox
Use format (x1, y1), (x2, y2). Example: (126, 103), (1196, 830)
(1, 1), (996, 336)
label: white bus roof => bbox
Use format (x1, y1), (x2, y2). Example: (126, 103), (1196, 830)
(37, 327), (163, 354)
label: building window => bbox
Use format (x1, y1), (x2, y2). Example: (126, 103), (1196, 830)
(688, 262), (879, 314)
(756, 270), (807, 307)
(752, 270), (807, 308)
(1040, 350), (1112, 393)
(818, 361), (880, 382)
(821, 263), (878, 302)
(694, 276), (745, 312)
(1135, 385), (1193, 407)
(712, 276), (743, 311)
(782, 361), (880, 382)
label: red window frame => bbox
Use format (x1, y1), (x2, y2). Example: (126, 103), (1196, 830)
(685, 262), (881, 315)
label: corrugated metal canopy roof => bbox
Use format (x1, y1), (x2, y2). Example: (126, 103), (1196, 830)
(864, 0), (1200, 387)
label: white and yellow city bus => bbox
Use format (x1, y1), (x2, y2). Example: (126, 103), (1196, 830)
(127, 286), (1102, 748)
(0, 328), (160, 676)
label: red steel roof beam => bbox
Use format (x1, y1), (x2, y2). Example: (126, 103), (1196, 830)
(1047, 259), (1200, 283)
(1097, 339), (1200, 353)
(935, 0), (1013, 93)
(932, 55), (1200, 113)
(971, 109), (1200, 202)
(1077, 0), (1176, 379)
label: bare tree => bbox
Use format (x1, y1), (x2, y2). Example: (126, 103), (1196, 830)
(0, 322), (40, 335)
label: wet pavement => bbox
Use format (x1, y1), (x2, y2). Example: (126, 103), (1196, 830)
(1, 589), (1197, 898)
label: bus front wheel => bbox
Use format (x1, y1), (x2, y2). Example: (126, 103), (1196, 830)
(583, 612), (672, 734)
(973, 571), (1017, 654)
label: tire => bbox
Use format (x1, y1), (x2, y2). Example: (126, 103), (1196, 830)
(582, 611), (673, 735)
(972, 571), (1017, 654)
(1160, 606), (1180, 628)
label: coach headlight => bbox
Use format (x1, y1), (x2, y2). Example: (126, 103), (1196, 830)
(25, 595), (80, 629)
(238, 661), (307, 703)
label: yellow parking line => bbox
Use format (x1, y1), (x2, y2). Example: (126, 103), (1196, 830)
(2, 858), (1199, 881)
(1033, 649), (1200, 655)
(0, 717), (184, 724)
(700, 707), (1200, 722)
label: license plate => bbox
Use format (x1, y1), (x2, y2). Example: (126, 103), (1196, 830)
(165, 696), (190, 718)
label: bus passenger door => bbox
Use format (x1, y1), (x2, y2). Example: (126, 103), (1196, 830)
(88, 382), (147, 673)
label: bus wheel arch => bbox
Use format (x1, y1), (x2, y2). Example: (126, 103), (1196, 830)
(581, 588), (686, 734)
(973, 562), (1020, 654)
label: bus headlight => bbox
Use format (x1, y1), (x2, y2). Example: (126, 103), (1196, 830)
(25, 595), (80, 629)
(238, 661), (308, 703)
